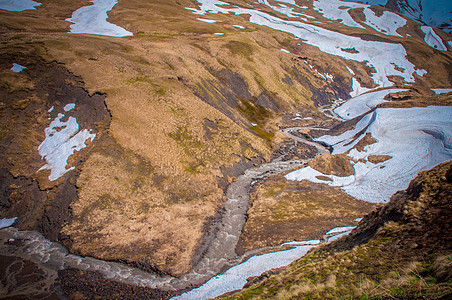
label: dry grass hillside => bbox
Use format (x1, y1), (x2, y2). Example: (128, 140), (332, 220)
(226, 161), (452, 299)
(0, 0), (451, 278)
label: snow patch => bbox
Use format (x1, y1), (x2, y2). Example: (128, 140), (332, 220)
(285, 166), (355, 186)
(10, 63), (26, 73)
(66, 0), (133, 37)
(280, 48), (290, 53)
(233, 24), (245, 29)
(326, 226), (356, 235)
(432, 88), (452, 94)
(38, 109), (96, 181)
(350, 78), (371, 98)
(0, 217), (17, 229)
(0, 0), (41, 11)
(173, 225), (351, 300)
(197, 18), (221, 23)
(313, 0), (365, 29)
(421, 26), (447, 51)
(335, 88), (408, 120)
(415, 69), (427, 76)
(311, 106), (452, 203)
(64, 103), (76, 112)
(313, 0), (406, 36)
(190, 0), (418, 88)
(362, 9), (406, 37)
(173, 243), (317, 299)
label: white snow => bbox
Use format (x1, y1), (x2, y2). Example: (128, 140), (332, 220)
(313, 0), (365, 29)
(285, 166), (355, 186)
(48, 106), (54, 113)
(38, 109), (96, 181)
(275, 0), (297, 5)
(325, 226), (355, 235)
(64, 103), (76, 112)
(173, 225), (352, 300)
(421, 26), (447, 51)
(346, 66), (355, 75)
(214, 32), (224, 35)
(233, 24), (245, 29)
(10, 63), (26, 73)
(313, 0), (406, 37)
(190, 0), (417, 88)
(350, 78), (371, 98)
(335, 88), (408, 120)
(432, 88), (452, 94)
(197, 18), (221, 23)
(282, 239), (321, 246)
(354, 217), (363, 222)
(0, 0), (41, 11)
(327, 230), (353, 242)
(415, 69), (427, 76)
(0, 217), (17, 229)
(302, 106), (452, 203)
(280, 48), (290, 53)
(173, 243), (317, 299)
(362, 9), (406, 37)
(344, 0), (387, 5)
(66, 0), (133, 37)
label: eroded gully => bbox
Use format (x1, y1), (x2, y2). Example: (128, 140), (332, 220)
(0, 126), (331, 292)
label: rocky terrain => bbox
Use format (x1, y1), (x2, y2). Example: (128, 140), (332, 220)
(0, 0), (451, 299)
(225, 161), (452, 299)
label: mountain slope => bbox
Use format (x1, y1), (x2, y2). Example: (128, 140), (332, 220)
(225, 161), (452, 299)
(0, 0), (451, 297)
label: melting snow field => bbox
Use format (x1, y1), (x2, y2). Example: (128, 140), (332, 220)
(0, 0), (41, 11)
(190, 0), (417, 88)
(313, 0), (406, 36)
(38, 104), (96, 181)
(287, 106), (452, 203)
(66, 0), (133, 37)
(173, 227), (351, 300)
(421, 26), (447, 51)
(334, 88), (408, 120)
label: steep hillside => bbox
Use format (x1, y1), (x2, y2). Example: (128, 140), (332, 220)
(225, 161), (452, 299)
(0, 0), (451, 298)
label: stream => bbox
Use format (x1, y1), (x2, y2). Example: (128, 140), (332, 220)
(0, 125), (338, 296)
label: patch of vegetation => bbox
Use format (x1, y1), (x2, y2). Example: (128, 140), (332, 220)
(224, 41), (253, 60)
(227, 162), (452, 299)
(237, 99), (274, 141)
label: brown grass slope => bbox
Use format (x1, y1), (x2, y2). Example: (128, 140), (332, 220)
(225, 161), (452, 299)
(1, 0), (452, 277)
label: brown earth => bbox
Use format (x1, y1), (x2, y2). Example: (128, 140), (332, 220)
(308, 153), (355, 176)
(1, 0), (451, 282)
(0, 53), (110, 246)
(236, 173), (376, 255)
(226, 161), (452, 299)
(368, 154), (392, 164)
